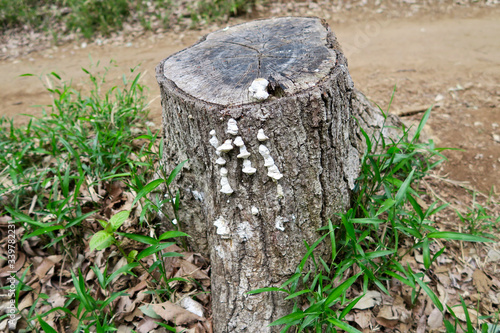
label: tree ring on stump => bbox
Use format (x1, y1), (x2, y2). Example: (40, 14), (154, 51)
(161, 17), (338, 106)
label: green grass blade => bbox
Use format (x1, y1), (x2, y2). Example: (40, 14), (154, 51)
(427, 231), (494, 243)
(325, 273), (361, 308)
(412, 105), (432, 143)
(166, 160), (188, 186)
(132, 178), (164, 206)
(327, 317), (363, 333)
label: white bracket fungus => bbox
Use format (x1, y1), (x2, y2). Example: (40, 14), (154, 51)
(257, 129), (269, 142)
(242, 159), (256, 175)
(217, 139), (234, 153)
(209, 130), (219, 149)
(237, 146), (251, 159)
(233, 136), (244, 147)
(215, 157), (226, 165)
(214, 216), (231, 238)
(226, 118), (239, 135)
(258, 144), (283, 180)
(258, 145), (275, 167)
(251, 206), (259, 216)
(267, 165), (283, 181)
(219, 167), (233, 194)
(249, 78), (269, 101)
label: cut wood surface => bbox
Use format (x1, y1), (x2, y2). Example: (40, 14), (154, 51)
(157, 17), (366, 332)
(161, 17), (337, 106)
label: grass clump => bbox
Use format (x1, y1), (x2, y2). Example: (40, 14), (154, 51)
(0, 0), (258, 39)
(251, 93), (497, 332)
(0, 63), (197, 332)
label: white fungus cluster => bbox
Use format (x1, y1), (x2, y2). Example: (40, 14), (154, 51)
(219, 167), (233, 194)
(234, 136), (256, 174)
(209, 118), (260, 196)
(214, 216), (231, 238)
(210, 129), (234, 195)
(249, 78), (269, 102)
(258, 139), (283, 181)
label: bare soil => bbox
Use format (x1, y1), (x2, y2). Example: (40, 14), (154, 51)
(1, 2), (499, 331)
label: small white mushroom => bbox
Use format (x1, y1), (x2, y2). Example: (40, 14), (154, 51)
(209, 130), (219, 149)
(242, 159), (256, 175)
(257, 129), (269, 142)
(227, 118), (239, 135)
(219, 167), (233, 194)
(277, 184), (284, 199)
(233, 136), (245, 147)
(214, 216), (231, 238)
(237, 146), (251, 159)
(215, 157), (226, 165)
(220, 177), (233, 194)
(258, 145), (275, 167)
(249, 78), (269, 101)
(217, 139), (234, 153)
(267, 164), (283, 181)
(251, 206), (259, 215)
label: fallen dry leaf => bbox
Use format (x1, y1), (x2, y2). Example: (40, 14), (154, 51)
(427, 307), (443, 329)
(0, 252), (25, 277)
(472, 269), (491, 293)
(152, 300), (204, 326)
(353, 290), (382, 310)
(136, 315), (159, 333)
(354, 311), (372, 329)
(452, 306), (483, 324)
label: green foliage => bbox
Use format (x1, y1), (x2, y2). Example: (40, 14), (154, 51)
(0, 0), (63, 31)
(457, 191), (500, 239)
(251, 92), (496, 332)
(0, 0), (257, 39)
(0, 63), (194, 330)
(65, 0), (130, 38)
(0, 63), (152, 251)
(189, 0), (256, 26)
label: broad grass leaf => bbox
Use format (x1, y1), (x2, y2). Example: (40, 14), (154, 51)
(325, 273), (362, 308)
(376, 198), (395, 216)
(38, 317), (58, 333)
(132, 178), (164, 206)
(117, 232), (158, 245)
(395, 168), (415, 205)
(90, 230), (114, 251)
(137, 242), (175, 260)
(109, 210), (130, 232)
(166, 160), (188, 186)
(327, 317), (363, 333)
(427, 232), (494, 243)
(159, 230), (190, 240)
(269, 312), (308, 326)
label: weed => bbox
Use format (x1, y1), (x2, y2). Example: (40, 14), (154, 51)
(251, 93), (495, 332)
(457, 191), (500, 239)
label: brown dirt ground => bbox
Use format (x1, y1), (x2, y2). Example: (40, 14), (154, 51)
(1, 1), (499, 331)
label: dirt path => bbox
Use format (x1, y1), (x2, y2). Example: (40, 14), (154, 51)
(1, 7), (499, 194)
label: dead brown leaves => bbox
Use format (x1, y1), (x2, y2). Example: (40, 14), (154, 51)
(0, 178), (213, 332)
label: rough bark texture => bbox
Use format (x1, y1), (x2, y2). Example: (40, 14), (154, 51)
(156, 17), (362, 332)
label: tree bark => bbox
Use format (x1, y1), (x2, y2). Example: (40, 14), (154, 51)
(156, 17), (362, 332)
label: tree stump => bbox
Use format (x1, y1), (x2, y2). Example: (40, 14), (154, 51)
(156, 17), (361, 332)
